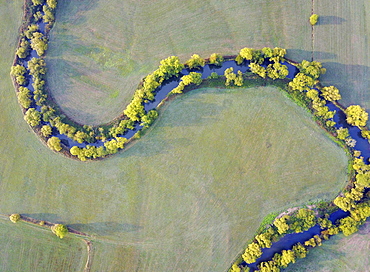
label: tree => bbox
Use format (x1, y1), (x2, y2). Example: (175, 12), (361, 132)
(273, 215), (290, 235)
(123, 96), (145, 122)
(224, 68), (243, 86)
(242, 242), (262, 264)
(297, 60), (325, 79)
(41, 125), (52, 137)
(321, 86), (341, 101)
(266, 62), (289, 80)
(345, 105), (368, 127)
(336, 127), (349, 140)
(292, 243), (307, 259)
(156, 56), (184, 80)
(249, 63), (266, 78)
(9, 214), (21, 223)
(32, 0), (45, 5)
(30, 32), (48, 56)
(258, 261), (280, 272)
(24, 108), (41, 127)
(288, 73), (315, 92)
(43, 5), (55, 23)
(255, 233), (272, 248)
(16, 38), (31, 59)
(290, 209), (316, 233)
(28, 57), (47, 78)
(209, 53), (224, 66)
(338, 216), (360, 236)
(51, 224), (68, 239)
(141, 110), (159, 128)
(280, 250), (296, 268)
(310, 14), (319, 25)
(47, 0), (57, 9)
(10, 64), (27, 85)
(47, 136), (62, 151)
(17, 87), (32, 109)
(185, 54), (205, 69)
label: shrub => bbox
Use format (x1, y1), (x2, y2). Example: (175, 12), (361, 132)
(9, 214), (21, 223)
(51, 224), (68, 239)
(310, 14), (319, 25)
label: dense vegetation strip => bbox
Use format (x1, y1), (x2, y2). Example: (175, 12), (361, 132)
(9, 1), (370, 272)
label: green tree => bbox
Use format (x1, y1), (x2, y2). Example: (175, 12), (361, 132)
(47, 0), (57, 9)
(24, 108), (41, 127)
(288, 73), (315, 91)
(292, 243), (307, 259)
(17, 86), (32, 109)
(209, 53), (224, 66)
(51, 224), (68, 239)
(266, 62), (288, 80)
(141, 110), (159, 128)
(16, 38), (31, 59)
(242, 242), (262, 264)
(32, 0), (45, 5)
(156, 56), (184, 80)
(273, 215), (290, 235)
(336, 127), (349, 140)
(249, 63), (266, 78)
(30, 32), (48, 56)
(345, 105), (368, 127)
(9, 214), (21, 223)
(338, 216), (360, 236)
(28, 57), (47, 78)
(310, 14), (319, 25)
(297, 60), (325, 79)
(321, 86), (341, 101)
(47, 136), (62, 151)
(185, 54), (205, 69)
(10, 64), (27, 85)
(41, 125), (52, 137)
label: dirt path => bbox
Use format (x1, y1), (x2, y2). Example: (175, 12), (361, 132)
(83, 239), (93, 272)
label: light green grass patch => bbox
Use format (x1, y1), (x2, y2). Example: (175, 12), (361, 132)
(46, 0), (312, 125)
(0, 219), (87, 272)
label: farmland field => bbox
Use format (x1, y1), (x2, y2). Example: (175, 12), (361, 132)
(0, 218), (87, 271)
(285, 220), (370, 272)
(1, 0), (370, 271)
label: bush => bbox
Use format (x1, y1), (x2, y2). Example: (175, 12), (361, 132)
(51, 224), (68, 239)
(9, 214), (21, 223)
(310, 14), (319, 25)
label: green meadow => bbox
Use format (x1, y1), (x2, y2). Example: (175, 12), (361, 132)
(1, 0), (370, 271)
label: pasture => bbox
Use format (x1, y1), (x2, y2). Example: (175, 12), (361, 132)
(285, 220), (370, 272)
(0, 218), (87, 272)
(1, 0), (369, 271)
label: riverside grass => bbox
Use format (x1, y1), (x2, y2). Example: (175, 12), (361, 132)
(2, 0), (369, 271)
(285, 221), (370, 272)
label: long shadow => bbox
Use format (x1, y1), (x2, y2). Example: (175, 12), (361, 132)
(69, 222), (142, 236)
(57, 0), (100, 26)
(286, 49), (337, 62)
(23, 213), (63, 223)
(318, 16), (346, 25)
(318, 62), (370, 108)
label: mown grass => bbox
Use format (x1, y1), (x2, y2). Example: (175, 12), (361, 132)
(314, 0), (370, 112)
(0, 218), (87, 272)
(0, 82), (349, 271)
(285, 220), (370, 272)
(1, 0), (363, 271)
(46, 0), (312, 125)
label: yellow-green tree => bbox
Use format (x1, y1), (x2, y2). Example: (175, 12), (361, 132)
(345, 105), (368, 127)
(47, 136), (62, 151)
(51, 224), (68, 239)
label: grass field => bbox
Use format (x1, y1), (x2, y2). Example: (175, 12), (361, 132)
(285, 219), (370, 272)
(0, 218), (87, 272)
(46, 0), (312, 125)
(2, 0), (369, 271)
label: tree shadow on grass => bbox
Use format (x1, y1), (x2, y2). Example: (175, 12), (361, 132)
(57, 0), (100, 26)
(69, 222), (142, 236)
(286, 49), (337, 62)
(318, 16), (346, 25)
(318, 62), (370, 108)
(23, 213), (63, 223)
